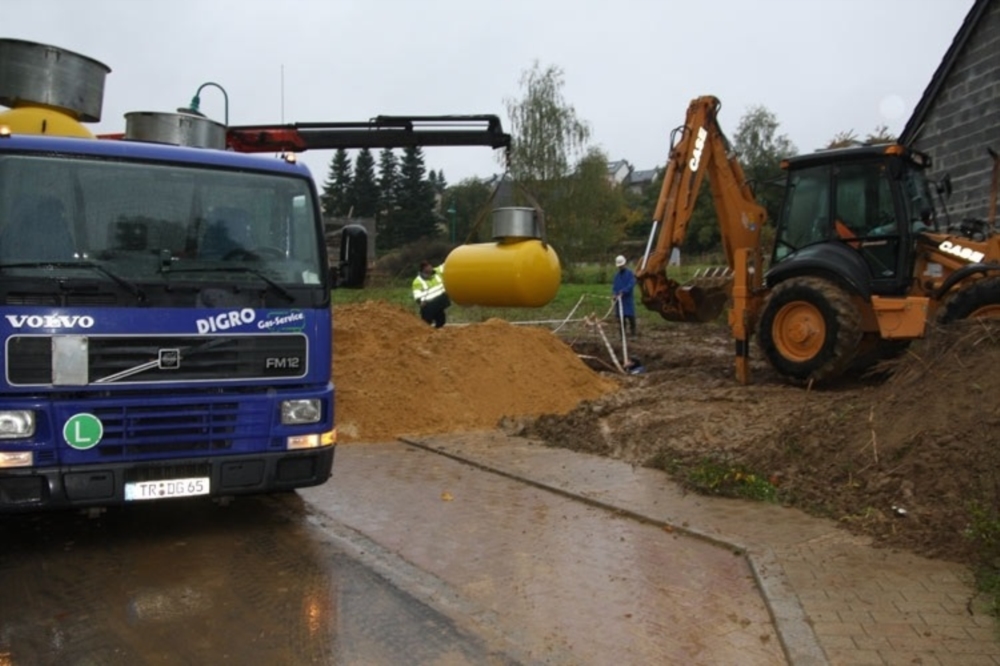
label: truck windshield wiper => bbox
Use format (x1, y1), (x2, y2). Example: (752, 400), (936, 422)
(166, 266), (296, 302)
(0, 260), (146, 302)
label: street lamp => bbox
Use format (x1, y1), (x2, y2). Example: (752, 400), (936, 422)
(447, 203), (457, 244)
(177, 81), (230, 126)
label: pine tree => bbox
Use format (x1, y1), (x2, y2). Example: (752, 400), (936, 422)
(376, 148), (400, 250)
(396, 146), (438, 244)
(320, 149), (353, 217)
(349, 148), (379, 218)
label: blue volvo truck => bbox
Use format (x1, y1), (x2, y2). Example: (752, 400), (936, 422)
(0, 38), (509, 511)
(0, 131), (353, 510)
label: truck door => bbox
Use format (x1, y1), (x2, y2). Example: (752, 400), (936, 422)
(831, 161), (910, 296)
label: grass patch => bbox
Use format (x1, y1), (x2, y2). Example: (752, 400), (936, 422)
(965, 501), (1000, 618)
(334, 282), (662, 328)
(333, 259), (722, 328)
(683, 458), (778, 502)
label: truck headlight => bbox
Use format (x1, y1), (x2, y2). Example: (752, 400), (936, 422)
(281, 399), (321, 425)
(0, 410), (35, 439)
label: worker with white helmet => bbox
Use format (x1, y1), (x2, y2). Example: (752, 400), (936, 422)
(612, 255), (637, 337)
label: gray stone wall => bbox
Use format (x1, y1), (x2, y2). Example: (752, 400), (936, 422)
(911, 0), (1000, 224)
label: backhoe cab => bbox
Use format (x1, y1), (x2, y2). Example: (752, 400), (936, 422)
(640, 95), (1000, 385)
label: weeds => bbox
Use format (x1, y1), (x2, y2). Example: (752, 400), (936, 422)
(965, 500), (1000, 617)
(682, 458), (777, 502)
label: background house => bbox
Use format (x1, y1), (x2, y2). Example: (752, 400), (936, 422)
(606, 159), (632, 185)
(901, 0), (1000, 224)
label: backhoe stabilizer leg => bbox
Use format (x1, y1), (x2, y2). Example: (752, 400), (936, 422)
(734, 338), (751, 385)
(729, 247), (759, 385)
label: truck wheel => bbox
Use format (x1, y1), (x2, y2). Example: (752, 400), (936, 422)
(939, 277), (1000, 323)
(758, 277), (862, 382)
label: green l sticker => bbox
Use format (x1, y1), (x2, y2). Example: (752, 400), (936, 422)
(64, 413), (104, 450)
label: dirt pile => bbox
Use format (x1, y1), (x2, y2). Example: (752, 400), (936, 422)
(519, 318), (1000, 564)
(749, 321), (1000, 562)
(332, 301), (619, 442)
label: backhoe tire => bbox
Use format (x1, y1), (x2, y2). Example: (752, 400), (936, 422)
(939, 277), (1000, 323)
(757, 277), (863, 383)
(848, 335), (911, 378)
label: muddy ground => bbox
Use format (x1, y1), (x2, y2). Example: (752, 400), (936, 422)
(334, 302), (1000, 566)
(528, 316), (1000, 566)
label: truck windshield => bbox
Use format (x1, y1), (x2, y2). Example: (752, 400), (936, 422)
(0, 154), (324, 286)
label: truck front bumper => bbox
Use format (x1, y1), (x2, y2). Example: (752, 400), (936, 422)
(0, 447), (335, 512)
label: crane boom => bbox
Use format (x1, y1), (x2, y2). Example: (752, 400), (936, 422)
(226, 114), (511, 153)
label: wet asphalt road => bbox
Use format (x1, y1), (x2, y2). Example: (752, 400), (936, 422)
(0, 492), (511, 666)
(0, 440), (786, 665)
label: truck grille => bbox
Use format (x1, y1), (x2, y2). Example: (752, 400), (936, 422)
(53, 396), (280, 463)
(6, 334), (307, 385)
(90, 400), (267, 459)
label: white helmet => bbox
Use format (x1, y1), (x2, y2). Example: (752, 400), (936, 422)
(615, 255), (626, 267)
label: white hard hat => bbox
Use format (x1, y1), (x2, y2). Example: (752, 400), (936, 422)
(615, 255), (626, 267)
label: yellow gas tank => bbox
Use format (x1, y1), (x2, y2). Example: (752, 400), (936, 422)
(0, 107), (95, 138)
(443, 207), (561, 307)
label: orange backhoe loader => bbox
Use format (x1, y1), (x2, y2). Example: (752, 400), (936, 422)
(638, 95), (1000, 385)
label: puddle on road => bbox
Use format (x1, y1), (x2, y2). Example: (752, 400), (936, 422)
(0, 494), (510, 665)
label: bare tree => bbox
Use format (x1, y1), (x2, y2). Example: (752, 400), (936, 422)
(503, 61), (590, 185)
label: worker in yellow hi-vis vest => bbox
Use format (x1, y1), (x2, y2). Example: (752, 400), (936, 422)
(412, 260), (450, 328)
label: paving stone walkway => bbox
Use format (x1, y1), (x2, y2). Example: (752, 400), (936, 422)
(303, 432), (1000, 665)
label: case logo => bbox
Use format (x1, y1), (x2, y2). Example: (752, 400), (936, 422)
(689, 127), (708, 172)
(939, 240), (985, 263)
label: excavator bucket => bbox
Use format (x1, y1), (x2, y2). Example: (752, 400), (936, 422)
(639, 267), (733, 322)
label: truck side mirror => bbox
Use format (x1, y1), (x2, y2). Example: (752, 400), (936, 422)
(332, 224), (368, 289)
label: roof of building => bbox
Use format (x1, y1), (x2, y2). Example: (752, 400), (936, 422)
(900, 0), (993, 145)
(628, 168), (659, 184)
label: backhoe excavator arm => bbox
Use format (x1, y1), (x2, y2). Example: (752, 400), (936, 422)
(637, 95), (768, 383)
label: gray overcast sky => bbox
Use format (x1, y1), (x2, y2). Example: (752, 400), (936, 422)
(6, 0), (974, 186)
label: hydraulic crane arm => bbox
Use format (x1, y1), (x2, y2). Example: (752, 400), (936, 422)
(226, 114), (512, 153)
(637, 96), (766, 323)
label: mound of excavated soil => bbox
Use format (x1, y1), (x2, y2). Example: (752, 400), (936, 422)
(332, 301), (619, 442)
(520, 317), (1000, 564)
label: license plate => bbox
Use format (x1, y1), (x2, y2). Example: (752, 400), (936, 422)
(125, 477), (210, 501)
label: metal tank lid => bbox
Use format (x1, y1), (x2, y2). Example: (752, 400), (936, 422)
(0, 38), (111, 122)
(124, 111), (227, 150)
(492, 207), (541, 240)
